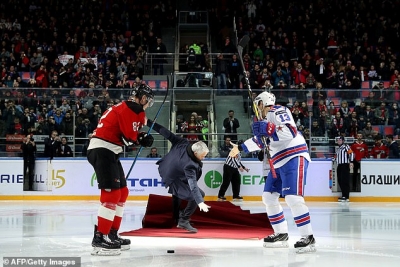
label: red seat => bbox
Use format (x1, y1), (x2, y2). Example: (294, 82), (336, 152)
(21, 72), (31, 82)
(361, 81), (370, 88)
(307, 97), (313, 108)
(384, 126), (394, 136)
(327, 90), (336, 98)
(372, 125), (381, 135)
(146, 80), (156, 88)
(159, 81), (168, 89)
(361, 89), (371, 98)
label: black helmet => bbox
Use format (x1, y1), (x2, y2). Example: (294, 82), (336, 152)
(132, 84), (154, 107)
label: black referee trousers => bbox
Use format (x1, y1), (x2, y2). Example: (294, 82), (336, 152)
(337, 163), (350, 199)
(218, 164), (241, 198)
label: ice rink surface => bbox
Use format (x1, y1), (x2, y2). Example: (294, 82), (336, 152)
(1, 200), (400, 267)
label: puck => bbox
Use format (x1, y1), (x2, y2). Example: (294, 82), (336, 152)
(167, 250), (175, 253)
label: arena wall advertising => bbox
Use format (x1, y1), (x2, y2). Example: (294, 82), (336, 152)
(0, 159), (399, 201)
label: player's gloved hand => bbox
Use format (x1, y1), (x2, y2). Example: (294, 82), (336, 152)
(198, 202), (210, 212)
(252, 121), (276, 137)
(138, 132), (154, 147)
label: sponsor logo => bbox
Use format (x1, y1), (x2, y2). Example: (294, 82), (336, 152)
(204, 170), (223, 189)
(0, 174), (23, 183)
(51, 170), (66, 188)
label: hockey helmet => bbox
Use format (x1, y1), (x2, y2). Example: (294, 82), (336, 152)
(132, 84), (154, 107)
(254, 91), (276, 107)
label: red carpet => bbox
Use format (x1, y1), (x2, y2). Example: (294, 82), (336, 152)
(121, 194), (273, 239)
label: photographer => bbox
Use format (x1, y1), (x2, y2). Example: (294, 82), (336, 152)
(223, 110), (240, 143)
(21, 135), (36, 191)
(3, 100), (22, 131)
(21, 107), (37, 133)
(262, 80), (273, 91)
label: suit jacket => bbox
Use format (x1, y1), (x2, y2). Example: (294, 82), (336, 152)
(148, 120), (204, 204)
(58, 144), (73, 157)
(44, 137), (61, 159)
(388, 141), (400, 159)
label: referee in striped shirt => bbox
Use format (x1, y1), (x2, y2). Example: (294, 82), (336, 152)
(218, 146), (249, 201)
(335, 136), (354, 202)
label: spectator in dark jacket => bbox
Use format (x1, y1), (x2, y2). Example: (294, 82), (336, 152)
(58, 136), (73, 157)
(386, 135), (400, 159)
(43, 130), (61, 159)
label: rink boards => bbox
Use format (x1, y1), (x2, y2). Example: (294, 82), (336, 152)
(0, 158), (400, 201)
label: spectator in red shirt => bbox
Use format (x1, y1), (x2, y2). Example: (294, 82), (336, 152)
(370, 135), (389, 159)
(291, 63), (309, 85)
(350, 133), (369, 191)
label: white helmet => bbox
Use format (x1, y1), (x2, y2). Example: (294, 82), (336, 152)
(254, 92), (276, 107)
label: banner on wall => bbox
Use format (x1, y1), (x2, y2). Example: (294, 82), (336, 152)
(0, 159), (332, 197)
(361, 160), (400, 196)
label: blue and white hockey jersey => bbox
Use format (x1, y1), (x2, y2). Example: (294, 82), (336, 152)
(242, 105), (311, 172)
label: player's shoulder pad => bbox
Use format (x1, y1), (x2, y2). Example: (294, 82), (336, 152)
(125, 101), (144, 114)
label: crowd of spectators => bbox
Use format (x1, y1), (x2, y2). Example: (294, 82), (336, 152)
(210, 0), (400, 147)
(1, 0), (400, 157)
(0, 0), (175, 149)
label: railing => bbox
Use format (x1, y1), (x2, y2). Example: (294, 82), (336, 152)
(1, 85), (398, 159)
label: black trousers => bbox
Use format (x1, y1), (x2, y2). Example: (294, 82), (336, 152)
(352, 160), (361, 191)
(218, 164), (241, 198)
(337, 163), (350, 199)
(23, 160), (35, 190)
(176, 189), (205, 221)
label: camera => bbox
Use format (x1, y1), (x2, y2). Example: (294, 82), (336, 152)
(30, 137), (34, 141)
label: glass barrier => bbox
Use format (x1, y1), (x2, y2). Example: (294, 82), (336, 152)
(0, 86), (398, 159)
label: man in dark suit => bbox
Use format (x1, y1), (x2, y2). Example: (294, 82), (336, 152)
(21, 135), (36, 190)
(386, 134), (400, 159)
(43, 130), (61, 159)
(147, 118), (211, 233)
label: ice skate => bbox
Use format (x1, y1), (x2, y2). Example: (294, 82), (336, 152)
(108, 229), (131, 251)
(177, 219), (198, 233)
(263, 233), (289, 248)
(294, 235), (316, 253)
(91, 231), (121, 256)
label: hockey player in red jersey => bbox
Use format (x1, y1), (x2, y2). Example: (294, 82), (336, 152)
(87, 84), (155, 256)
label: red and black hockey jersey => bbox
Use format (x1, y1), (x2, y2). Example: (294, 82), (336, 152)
(90, 101), (146, 151)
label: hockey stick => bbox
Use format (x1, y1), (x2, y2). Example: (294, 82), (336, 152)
(237, 35), (277, 178)
(126, 87), (169, 178)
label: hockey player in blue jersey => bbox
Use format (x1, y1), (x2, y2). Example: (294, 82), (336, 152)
(233, 91), (316, 253)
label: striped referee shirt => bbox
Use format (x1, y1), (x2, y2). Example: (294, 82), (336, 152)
(335, 144), (354, 164)
(225, 153), (245, 169)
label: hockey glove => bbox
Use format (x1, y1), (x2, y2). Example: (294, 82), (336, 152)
(198, 202), (210, 212)
(137, 132), (154, 147)
(252, 121), (276, 137)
